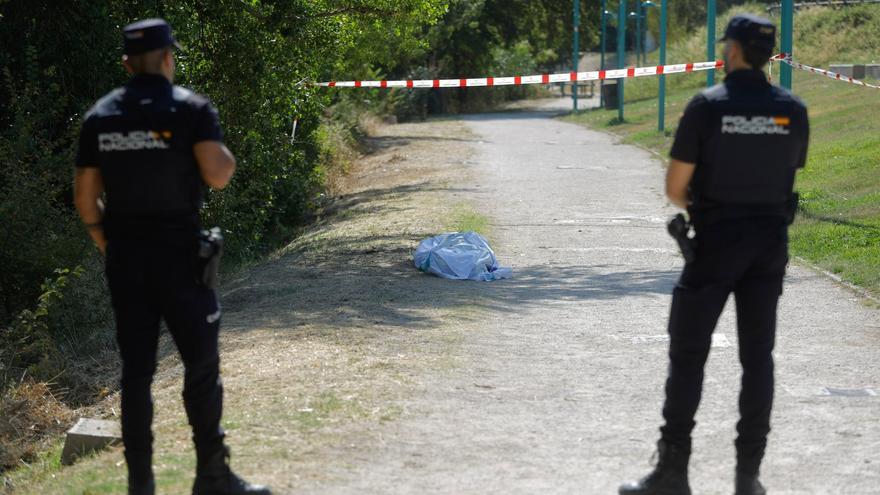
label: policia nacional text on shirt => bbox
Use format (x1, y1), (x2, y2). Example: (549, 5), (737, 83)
(73, 19), (271, 495)
(618, 14), (809, 495)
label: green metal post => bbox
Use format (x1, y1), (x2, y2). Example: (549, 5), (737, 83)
(601, 1), (607, 108)
(780, 0), (793, 89)
(618, 0), (627, 122)
(573, 0), (581, 111)
(658, 0), (667, 132)
(707, 0), (716, 86)
(642, 5), (647, 65)
(635, 2), (642, 66)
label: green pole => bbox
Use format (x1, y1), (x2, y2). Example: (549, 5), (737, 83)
(601, 1), (607, 108)
(658, 0), (667, 132)
(780, 0), (793, 89)
(641, 5), (647, 65)
(635, 2), (642, 66)
(618, 0), (627, 122)
(707, 0), (716, 87)
(573, 0), (581, 111)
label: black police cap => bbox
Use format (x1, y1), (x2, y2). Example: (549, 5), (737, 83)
(123, 18), (182, 56)
(719, 14), (776, 53)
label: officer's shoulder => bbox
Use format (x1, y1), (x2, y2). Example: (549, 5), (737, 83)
(680, 90), (712, 114)
(83, 87), (126, 121)
(172, 86), (213, 110)
(697, 83), (729, 102)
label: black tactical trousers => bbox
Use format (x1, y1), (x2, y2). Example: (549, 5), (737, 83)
(106, 238), (225, 483)
(660, 216), (788, 475)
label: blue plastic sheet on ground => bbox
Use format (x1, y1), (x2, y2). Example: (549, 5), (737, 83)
(414, 231), (512, 281)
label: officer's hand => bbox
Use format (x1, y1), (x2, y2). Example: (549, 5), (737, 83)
(194, 141), (236, 189)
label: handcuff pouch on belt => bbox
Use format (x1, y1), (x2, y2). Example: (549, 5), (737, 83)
(668, 193), (798, 264)
(197, 227), (224, 289)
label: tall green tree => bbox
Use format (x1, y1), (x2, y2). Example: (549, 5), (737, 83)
(0, 0), (447, 325)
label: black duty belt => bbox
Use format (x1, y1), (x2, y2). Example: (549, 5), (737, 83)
(689, 194), (798, 228)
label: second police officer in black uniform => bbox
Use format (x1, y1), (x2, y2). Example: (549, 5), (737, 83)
(618, 15), (809, 495)
(73, 19), (271, 495)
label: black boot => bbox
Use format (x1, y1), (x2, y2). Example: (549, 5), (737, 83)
(128, 478), (155, 495)
(735, 472), (766, 495)
(192, 446), (272, 495)
(619, 440), (692, 495)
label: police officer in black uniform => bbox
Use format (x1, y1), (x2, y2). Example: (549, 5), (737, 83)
(73, 19), (271, 495)
(619, 15), (809, 495)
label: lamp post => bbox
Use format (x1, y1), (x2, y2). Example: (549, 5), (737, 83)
(707, 0), (716, 87)
(641, 1), (657, 66)
(573, 0), (581, 111)
(658, 0), (667, 131)
(632, 6), (642, 66)
(600, 2), (610, 107)
(618, 0), (627, 122)
(628, 11), (638, 64)
(780, 0), (793, 89)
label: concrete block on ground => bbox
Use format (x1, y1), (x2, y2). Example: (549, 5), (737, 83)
(60, 417), (121, 465)
(866, 64), (880, 80)
(829, 64), (866, 79)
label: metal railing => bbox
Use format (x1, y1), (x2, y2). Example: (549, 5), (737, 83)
(559, 81), (596, 99)
(767, 0), (880, 12)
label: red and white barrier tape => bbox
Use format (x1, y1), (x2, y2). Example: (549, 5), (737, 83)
(319, 54), (879, 90)
(318, 60), (723, 88)
(771, 53), (880, 89)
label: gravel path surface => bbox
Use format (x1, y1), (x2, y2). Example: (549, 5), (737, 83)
(306, 100), (880, 495)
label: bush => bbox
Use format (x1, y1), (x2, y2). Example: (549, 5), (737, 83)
(0, 264), (116, 405)
(0, 381), (73, 472)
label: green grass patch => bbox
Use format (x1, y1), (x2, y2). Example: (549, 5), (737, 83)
(445, 203), (491, 238)
(2, 441), (65, 493)
(564, 9), (880, 296)
(5, 441), (132, 495)
(286, 391), (351, 431)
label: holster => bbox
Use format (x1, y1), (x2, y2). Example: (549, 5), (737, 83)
(667, 213), (696, 264)
(196, 227), (224, 289)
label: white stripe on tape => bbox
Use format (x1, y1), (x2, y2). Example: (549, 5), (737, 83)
(319, 59), (723, 88)
(771, 53), (880, 89)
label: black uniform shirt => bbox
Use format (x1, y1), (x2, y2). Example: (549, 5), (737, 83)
(670, 69), (809, 212)
(76, 74), (223, 240)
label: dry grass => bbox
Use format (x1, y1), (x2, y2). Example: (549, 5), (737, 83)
(0, 381), (73, 472)
(9, 117), (485, 494)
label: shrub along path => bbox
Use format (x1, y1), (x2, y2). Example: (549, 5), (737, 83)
(12, 102), (879, 494)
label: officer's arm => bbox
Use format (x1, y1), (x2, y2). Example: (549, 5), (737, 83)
(666, 159), (696, 209)
(194, 141), (236, 189)
(73, 167), (108, 255)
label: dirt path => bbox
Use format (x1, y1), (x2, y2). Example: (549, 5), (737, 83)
(17, 101), (879, 494)
(15, 118), (491, 494)
(290, 103), (880, 494)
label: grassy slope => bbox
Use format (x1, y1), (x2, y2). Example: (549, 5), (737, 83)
(5, 119), (484, 494)
(565, 4), (880, 295)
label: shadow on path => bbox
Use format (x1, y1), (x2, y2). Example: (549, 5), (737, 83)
(366, 135), (483, 152)
(321, 183), (479, 216)
(799, 208), (880, 232)
(221, 244), (676, 335)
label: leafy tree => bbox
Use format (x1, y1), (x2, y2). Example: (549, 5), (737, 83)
(0, 0), (447, 413)
(0, 0), (447, 323)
